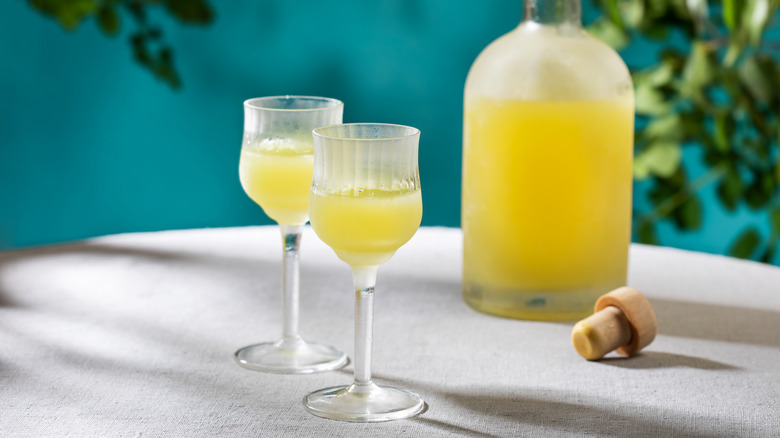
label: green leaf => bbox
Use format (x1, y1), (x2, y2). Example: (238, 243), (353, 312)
(743, 0), (771, 47)
(770, 207), (780, 233)
(97, 6), (120, 36)
(680, 109), (705, 139)
(130, 32), (151, 66)
(648, 175), (683, 207)
(601, 0), (624, 27)
(716, 167), (744, 211)
(637, 61), (675, 88)
(30, 0), (98, 29)
(723, 41), (742, 68)
(682, 41), (714, 95)
(729, 227), (762, 259)
(154, 47), (182, 88)
(674, 197), (703, 230)
(739, 55), (775, 103)
(635, 83), (670, 115)
(636, 220), (659, 244)
(129, 32), (182, 88)
(588, 17), (630, 50)
(643, 23), (670, 40)
(634, 141), (683, 179)
(713, 112), (734, 152)
(644, 114), (683, 141)
(164, 0), (214, 24)
(745, 172), (774, 209)
(775, 160), (780, 185)
(723, 0), (744, 31)
(646, 0), (671, 19)
(620, 0), (645, 28)
(759, 244), (777, 264)
(633, 159), (651, 180)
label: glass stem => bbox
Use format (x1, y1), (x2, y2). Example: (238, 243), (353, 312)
(351, 265), (379, 390)
(280, 224), (304, 348)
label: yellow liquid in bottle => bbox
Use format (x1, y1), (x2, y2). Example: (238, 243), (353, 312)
(309, 189), (422, 267)
(239, 139), (314, 226)
(462, 97), (634, 320)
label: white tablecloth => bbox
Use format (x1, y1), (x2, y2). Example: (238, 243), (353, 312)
(1, 227), (779, 437)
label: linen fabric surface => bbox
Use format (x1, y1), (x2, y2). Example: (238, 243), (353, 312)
(1, 227), (778, 437)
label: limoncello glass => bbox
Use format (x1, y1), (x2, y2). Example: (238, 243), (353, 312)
(303, 123), (425, 422)
(235, 96), (348, 374)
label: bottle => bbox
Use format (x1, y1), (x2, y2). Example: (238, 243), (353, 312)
(462, 0), (635, 321)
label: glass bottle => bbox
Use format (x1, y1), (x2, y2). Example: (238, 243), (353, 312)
(462, 0), (635, 321)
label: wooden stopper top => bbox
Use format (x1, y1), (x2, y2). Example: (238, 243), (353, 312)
(594, 287), (658, 357)
(571, 287), (658, 360)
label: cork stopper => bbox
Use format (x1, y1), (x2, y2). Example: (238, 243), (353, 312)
(571, 287), (657, 360)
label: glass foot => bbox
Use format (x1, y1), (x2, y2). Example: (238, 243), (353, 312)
(234, 339), (348, 374)
(303, 382), (424, 422)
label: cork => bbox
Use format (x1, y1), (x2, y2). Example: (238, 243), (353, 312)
(572, 287), (658, 360)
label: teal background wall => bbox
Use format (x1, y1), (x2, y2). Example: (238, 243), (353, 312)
(0, 0), (774, 263)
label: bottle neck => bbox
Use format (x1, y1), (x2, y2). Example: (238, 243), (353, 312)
(523, 0), (581, 27)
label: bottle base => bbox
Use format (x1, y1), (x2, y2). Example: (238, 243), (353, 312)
(462, 283), (609, 321)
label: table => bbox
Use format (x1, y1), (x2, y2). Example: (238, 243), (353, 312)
(1, 226), (779, 437)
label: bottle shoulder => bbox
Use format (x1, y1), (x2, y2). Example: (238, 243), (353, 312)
(465, 24), (633, 101)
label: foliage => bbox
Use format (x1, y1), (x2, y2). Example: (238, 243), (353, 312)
(23, 0), (780, 263)
(589, 0), (780, 264)
(27, 0), (214, 88)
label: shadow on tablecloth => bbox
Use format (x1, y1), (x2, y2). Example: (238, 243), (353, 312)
(408, 385), (717, 438)
(598, 351), (739, 370)
(651, 298), (780, 347)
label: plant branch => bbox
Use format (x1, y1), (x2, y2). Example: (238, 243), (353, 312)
(639, 163), (728, 224)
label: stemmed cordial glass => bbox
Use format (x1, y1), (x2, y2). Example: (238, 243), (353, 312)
(235, 96), (348, 373)
(303, 123), (425, 421)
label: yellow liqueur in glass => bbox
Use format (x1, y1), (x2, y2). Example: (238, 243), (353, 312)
(234, 96), (347, 374)
(462, 0), (635, 321)
(309, 189), (422, 267)
(303, 123), (425, 423)
(239, 138), (314, 226)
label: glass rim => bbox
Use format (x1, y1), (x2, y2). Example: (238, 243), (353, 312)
(313, 123), (421, 142)
(243, 95), (344, 112)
